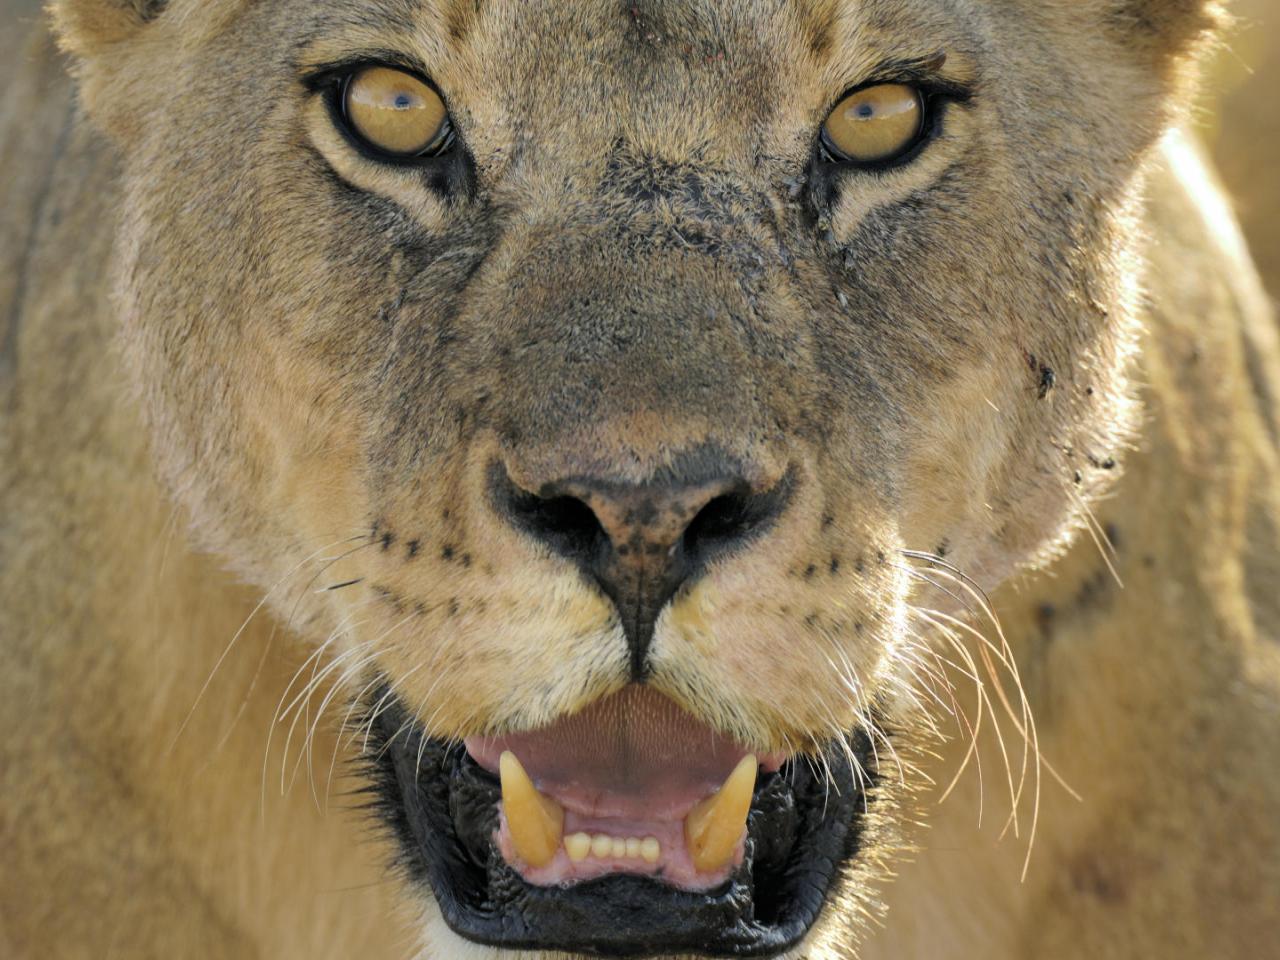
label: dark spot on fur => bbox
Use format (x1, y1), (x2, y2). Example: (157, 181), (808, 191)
(1075, 569), (1111, 609)
(373, 584), (407, 614)
(855, 555), (866, 574)
(381, 532), (395, 551)
(875, 550), (886, 565)
(1024, 350), (1056, 398)
(134, 0), (169, 22)
(1036, 603), (1056, 636)
(821, 513), (835, 530)
(854, 622), (864, 634)
(804, 613), (819, 628)
(461, 553), (473, 567)
(805, 7), (837, 58)
(407, 539), (421, 559)
(448, 598), (460, 617)
(1070, 853), (1130, 905)
(1038, 365), (1056, 399)
(829, 557), (840, 574)
(1087, 453), (1118, 471)
(444, 0), (477, 43)
(442, 544), (456, 561)
(804, 564), (817, 580)
(935, 539), (950, 558)
(1104, 524), (1121, 550)
(1074, 470), (1083, 484)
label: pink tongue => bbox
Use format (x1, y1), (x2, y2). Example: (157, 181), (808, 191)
(465, 687), (770, 819)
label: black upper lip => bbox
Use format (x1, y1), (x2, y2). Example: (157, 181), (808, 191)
(365, 690), (877, 958)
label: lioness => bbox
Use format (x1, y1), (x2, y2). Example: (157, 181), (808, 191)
(2, 0), (1278, 956)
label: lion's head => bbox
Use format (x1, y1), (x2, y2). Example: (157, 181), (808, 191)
(51, 0), (1221, 954)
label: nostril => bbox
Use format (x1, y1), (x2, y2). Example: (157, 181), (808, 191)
(684, 489), (754, 546)
(506, 489), (607, 563)
(682, 478), (790, 563)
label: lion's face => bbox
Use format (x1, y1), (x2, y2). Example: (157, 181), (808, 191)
(58, 0), (1215, 953)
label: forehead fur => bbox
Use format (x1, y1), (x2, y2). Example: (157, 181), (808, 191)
(52, 0), (1225, 67)
(53, 0), (1222, 151)
(280, 0), (982, 175)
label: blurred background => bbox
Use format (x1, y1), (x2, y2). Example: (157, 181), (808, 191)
(1208, 0), (1280, 297)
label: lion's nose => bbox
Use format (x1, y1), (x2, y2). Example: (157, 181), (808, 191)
(489, 453), (793, 679)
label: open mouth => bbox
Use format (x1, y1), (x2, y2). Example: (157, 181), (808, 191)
(367, 685), (876, 957)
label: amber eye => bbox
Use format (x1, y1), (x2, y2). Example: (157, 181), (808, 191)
(820, 84), (925, 166)
(342, 66), (452, 159)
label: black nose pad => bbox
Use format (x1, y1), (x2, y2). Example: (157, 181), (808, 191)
(489, 456), (793, 679)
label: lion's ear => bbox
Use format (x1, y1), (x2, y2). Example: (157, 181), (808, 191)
(1107, 0), (1228, 63)
(47, 0), (167, 58)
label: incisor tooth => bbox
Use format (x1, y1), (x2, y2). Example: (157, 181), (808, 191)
(684, 754), (756, 873)
(640, 836), (661, 863)
(625, 837), (642, 859)
(565, 832), (592, 862)
(611, 837), (627, 858)
(590, 834), (612, 858)
(499, 751), (564, 868)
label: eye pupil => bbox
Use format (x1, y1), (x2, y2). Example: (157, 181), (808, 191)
(855, 104), (875, 119)
(394, 94), (412, 109)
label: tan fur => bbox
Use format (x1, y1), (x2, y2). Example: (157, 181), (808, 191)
(1, 0), (1277, 957)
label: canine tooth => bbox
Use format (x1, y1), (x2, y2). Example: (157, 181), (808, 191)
(591, 834), (613, 858)
(626, 837), (642, 859)
(684, 754), (756, 873)
(640, 837), (661, 863)
(499, 751), (564, 868)
(565, 833), (592, 862)
(611, 837), (627, 858)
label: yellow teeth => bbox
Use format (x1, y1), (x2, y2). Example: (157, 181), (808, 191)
(590, 833), (613, 858)
(684, 754), (757, 873)
(563, 832), (661, 863)
(499, 751), (564, 868)
(565, 832), (592, 862)
(502, 750), (755, 874)
(640, 836), (661, 863)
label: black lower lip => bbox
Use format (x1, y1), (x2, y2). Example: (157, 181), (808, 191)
(365, 691), (877, 958)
